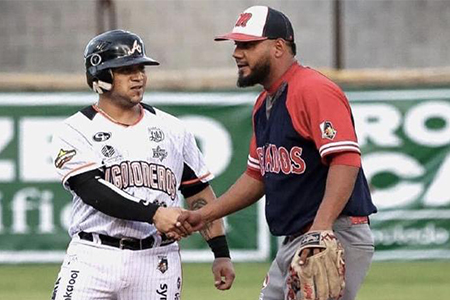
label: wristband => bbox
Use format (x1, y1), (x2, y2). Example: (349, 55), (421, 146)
(207, 235), (231, 258)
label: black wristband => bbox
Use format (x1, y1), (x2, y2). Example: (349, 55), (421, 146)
(207, 235), (231, 258)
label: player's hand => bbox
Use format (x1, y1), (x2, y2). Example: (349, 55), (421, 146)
(153, 207), (191, 240)
(176, 210), (205, 233)
(298, 246), (323, 265)
(211, 257), (235, 290)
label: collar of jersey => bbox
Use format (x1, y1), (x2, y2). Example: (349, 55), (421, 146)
(92, 104), (144, 127)
(266, 61), (299, 95)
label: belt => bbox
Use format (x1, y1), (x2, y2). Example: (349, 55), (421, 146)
(349, 216), (370, 225)
(78, 232), (174, 250)
(283, 222), (313, 244)
(283, 216), (369, 245)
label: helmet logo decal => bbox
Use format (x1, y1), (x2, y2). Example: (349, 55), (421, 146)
(90, 54), (102, 66)
(128, 40), (142, 55)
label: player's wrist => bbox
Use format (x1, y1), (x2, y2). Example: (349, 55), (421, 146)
(207, 235), (231, 258)
(148, 205), (162, 224)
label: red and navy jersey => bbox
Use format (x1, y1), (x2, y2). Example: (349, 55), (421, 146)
(246, 63), (377, 236)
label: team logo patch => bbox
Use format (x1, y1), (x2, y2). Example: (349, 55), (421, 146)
(157, 256), (169, 274)
(101, 145), (115, 157)
(153, 146), (168, 161)
(148, 127), (165, 142)
(93, 131), (111, 142)
(54, 149), (76, 169)
(320, 121), (337, 140)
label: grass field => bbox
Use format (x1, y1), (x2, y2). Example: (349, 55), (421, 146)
(0, 261), (449, 300)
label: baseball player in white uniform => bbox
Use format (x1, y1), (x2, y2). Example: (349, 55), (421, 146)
(50, 29), (235, 300)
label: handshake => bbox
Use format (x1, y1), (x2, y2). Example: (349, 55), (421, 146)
(152, 207), (204, 240)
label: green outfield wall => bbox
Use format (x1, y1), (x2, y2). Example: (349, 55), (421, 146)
(0, 89), (449, 263)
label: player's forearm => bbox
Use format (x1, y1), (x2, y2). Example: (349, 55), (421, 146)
(186, 186), (231, 259)
(185, 186), (225, 240)
(201, 172), (265, 224)
(69, 170), (159, 223)
(311, 164), (359, 230)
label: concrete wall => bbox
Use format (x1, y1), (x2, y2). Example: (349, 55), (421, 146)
(0, 0), (449, 75)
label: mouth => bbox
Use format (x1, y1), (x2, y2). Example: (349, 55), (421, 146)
(131, 85), (144, 91)
(236, 62), (249, 70)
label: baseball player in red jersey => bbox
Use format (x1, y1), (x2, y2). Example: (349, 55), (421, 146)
(178, 6), (377, 300)
(50, 29), (234, 300)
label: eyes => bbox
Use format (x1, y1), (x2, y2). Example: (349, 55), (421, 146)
(234, 41), (259, 50)
(114, 64), (146, 75)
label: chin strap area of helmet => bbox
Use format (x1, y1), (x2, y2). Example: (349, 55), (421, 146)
(92, 80), (113, 94)
(92, 69), (114, 94)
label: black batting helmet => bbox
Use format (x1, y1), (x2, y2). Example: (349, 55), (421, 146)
(84, 29), (160, 94)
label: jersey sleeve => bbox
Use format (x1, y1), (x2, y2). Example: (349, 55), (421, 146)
(180, 128), (214, 187)
(246, 133), (263, 181)
(51, 122), (103, 190)
(287, 80), (361, 165)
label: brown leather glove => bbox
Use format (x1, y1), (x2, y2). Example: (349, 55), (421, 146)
(289, 230), (346, 300)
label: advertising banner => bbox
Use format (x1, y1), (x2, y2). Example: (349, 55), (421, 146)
(0, 89), (449, 262)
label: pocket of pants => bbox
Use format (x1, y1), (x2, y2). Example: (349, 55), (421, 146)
(335, 224), (375, 252)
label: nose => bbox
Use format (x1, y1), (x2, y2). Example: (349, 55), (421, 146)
(232, 46), (243, 60)
(132, 69), (145, 81)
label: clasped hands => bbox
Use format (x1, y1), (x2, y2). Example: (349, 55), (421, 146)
(153, 207), (203, 240)
(153, 207), (235, 291)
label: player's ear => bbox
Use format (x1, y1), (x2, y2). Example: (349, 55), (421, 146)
(273, 39), (287, 58)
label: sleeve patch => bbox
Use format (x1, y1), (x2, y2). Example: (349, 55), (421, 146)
(54, 149), (77, 169)
(320, 121), (337, 140)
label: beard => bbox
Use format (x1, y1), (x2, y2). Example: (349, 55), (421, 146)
(237, 60), (271, 88)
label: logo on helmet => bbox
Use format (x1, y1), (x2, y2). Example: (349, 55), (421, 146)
(128, 40), (142, 56)
(90, 54), (102, 66)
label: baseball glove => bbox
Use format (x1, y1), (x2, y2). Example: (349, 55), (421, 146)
(289, 230), (345, 300)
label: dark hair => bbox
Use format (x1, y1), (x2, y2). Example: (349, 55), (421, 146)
(287, 41), (297, 56)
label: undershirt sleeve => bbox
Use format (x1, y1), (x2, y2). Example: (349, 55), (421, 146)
(68, 169), (159, 223)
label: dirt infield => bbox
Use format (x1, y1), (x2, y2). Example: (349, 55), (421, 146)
(1, 67), (450, 91)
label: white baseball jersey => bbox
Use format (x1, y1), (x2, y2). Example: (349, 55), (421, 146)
(51, 103), (213, 239)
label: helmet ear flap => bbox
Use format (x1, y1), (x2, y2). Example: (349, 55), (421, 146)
(86, 69), (113, 94)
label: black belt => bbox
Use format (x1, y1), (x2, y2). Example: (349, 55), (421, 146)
(78, 231), (174, 250)
(283, 222), (313, 245)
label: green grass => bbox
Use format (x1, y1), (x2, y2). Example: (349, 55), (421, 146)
(0, 261), (449, 300)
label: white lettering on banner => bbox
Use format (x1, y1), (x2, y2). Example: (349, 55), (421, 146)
(423, 153), (450, 206)
(180, 115), (232, 178)
(362, 152), (425, 209)
(11, 187), (55, 234)
(373, 223), (449, 246)
(353, 104), (402, 147)
(60, 203), (72, 230)
(0, 118), (15, 182)
(404, 101), (450, 147)
(352, 100), (450, 208)
(20, 117), (63, 182)
(0, 192), (4, 233)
